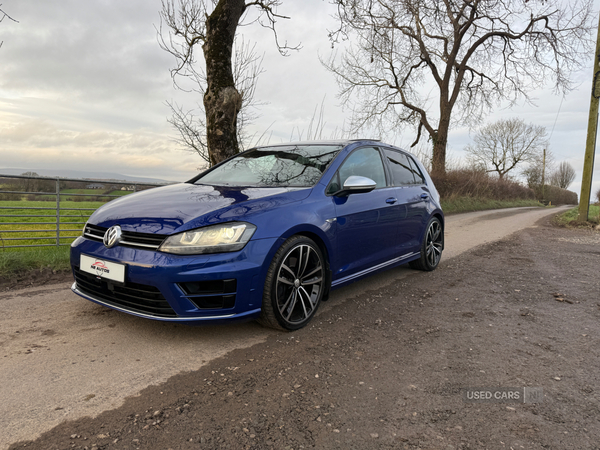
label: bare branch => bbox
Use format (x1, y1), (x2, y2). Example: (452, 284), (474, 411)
(157, 0), (208, 85)
(244, 1), (300, 56)
(0, 5), (17, 24)
(0, 5), (19, 49)
(166, 100), (210, 164)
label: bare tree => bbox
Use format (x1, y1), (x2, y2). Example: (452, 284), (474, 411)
(466, 118), (547, 180)
(165, 38), (265, 165)
(550, 161), (576, 189)
(326, 0), (594, 175)
(0, 5), (18, 49)
(159, 0), (296, 166)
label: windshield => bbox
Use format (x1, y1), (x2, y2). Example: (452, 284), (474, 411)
(194, 145), (342, 187)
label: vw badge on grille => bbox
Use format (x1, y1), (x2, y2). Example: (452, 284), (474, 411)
(103, 225), (122, 248)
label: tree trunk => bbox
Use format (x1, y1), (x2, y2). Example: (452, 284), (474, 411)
(431, 112), (450, 176)
(203, 0), (245, 166)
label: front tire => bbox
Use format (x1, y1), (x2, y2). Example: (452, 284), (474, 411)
(258, 236), (326, 331)
(409, 217), (443, 271)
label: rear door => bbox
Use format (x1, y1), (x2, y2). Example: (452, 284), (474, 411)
(381, 149), (431, 252)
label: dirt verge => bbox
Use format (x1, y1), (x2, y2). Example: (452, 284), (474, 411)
(9, 216), (600, 450)
(0, 268), (72, 292)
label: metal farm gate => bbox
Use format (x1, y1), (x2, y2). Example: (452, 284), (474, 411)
(0, 174), (166, 249)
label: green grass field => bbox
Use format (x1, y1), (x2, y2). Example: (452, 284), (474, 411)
(0, 200), (105, 248)
(59, 189), (130, 201)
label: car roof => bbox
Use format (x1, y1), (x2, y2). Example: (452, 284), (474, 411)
(254, 139), (382, 149)
(252, 140), (420, 158)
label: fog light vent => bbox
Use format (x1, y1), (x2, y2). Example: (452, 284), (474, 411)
(178, 279), (237, 310)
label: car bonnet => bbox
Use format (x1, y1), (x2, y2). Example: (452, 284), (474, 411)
(87, 182), (311, 235)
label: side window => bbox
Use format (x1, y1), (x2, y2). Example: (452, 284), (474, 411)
(383, 149), (416, 185)
(407, 156), (425, 185)
(336, 147), (387, 189)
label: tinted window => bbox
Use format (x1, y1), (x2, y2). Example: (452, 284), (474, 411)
(337, 147), (387, 189)
(384, 150), (416, 185)
(407, 155), (425, 184)
(195, 145), (341, 187)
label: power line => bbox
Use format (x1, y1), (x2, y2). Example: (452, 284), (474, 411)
(548, 95), (565, 142)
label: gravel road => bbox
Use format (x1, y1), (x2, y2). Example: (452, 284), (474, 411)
(0, 206), (576, 449)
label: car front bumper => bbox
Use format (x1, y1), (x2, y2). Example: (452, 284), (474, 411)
(70, 236), (280, 324)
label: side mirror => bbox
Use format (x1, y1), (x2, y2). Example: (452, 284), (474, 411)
(334, 175), (377, 196)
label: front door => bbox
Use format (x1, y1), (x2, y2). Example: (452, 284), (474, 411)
(330, 147), (405, 283)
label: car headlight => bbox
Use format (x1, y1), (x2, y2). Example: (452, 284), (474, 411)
(158, 222), (257, 255)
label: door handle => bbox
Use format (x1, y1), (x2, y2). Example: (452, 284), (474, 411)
(386, 197), (397, 204)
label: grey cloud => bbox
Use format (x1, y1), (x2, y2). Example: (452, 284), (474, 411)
(1, 0), (172, 103)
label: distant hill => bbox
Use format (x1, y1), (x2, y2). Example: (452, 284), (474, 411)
(0, 168), (175, 184)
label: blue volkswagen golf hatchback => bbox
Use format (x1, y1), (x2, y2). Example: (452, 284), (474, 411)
(70, 140), (444, 330)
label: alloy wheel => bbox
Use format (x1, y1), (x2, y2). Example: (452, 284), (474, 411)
(425, 219), (443, 268)
(275, 243), (324, 326)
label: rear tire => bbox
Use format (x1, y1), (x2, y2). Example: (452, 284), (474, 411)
(258, 236), (326, 331)
(409, 217), (443, 271)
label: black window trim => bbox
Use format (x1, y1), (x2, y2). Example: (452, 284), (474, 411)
(406, 153), (426, 185)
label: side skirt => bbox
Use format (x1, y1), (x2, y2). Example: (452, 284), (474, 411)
(330, 252), (419, 288)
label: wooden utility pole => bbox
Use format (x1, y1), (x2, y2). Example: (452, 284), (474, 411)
(542, 148), (546, 202)
(579, 12), (600, 221)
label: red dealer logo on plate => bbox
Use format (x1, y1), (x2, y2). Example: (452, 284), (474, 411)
(90, 260), (110, 277)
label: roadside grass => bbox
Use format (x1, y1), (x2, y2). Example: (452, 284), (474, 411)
(440, 198), (543, 214)
(0, 246), (72, 278)
(554, 205), (600, 227)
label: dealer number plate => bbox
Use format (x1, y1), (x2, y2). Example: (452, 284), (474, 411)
(80, 254), (125, 283)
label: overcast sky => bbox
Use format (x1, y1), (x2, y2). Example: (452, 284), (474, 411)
(0, 0), (598, 198)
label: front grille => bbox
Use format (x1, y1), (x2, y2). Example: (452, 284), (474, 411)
(84, 223), (106, 241)
(74, 267), (177, 317)
(178, 279), (237, 309)
(84, 223), (166, 250)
